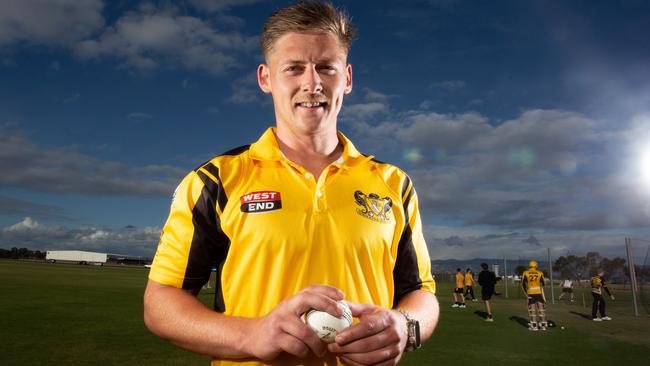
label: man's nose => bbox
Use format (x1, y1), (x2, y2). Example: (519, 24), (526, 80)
(301, 66), (323, 93)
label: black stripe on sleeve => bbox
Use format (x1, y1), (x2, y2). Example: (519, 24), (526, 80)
(392, 176), (423, 308)
(183, 168), (231, 312)
(401, 175), (410, 199)
(201, 162), (228, 213)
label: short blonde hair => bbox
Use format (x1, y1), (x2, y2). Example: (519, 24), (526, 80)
(260, 1), (355, 59)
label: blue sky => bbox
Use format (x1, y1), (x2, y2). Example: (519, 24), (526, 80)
(1, 0), (649, 260)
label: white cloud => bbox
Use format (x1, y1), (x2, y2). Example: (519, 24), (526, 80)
(362, 88), (391, 103)
(0, 128), (185, 196)
(5, 217), (44, 232)
(342, 99), (649, 232)
(0, 1), (259, 76)
(396, 112), (490, 150)
(229, 73), (261, 104)
(0, 0), (104, 47)
(341, 102), (389, 121)
(0, 217), (161, 257)
(74, 7), (258, 75)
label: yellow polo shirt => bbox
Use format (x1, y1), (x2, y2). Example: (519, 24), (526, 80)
(464, 272), (474, 286)
(149, 127), (435, 366)
(522, 268), (545, 295)
(456, 272), (465, 289)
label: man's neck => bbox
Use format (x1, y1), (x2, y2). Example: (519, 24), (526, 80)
(274, 127), (342, 179)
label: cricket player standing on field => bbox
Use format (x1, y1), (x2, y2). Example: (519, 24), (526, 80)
(522, 260), (547, 331)
(143, 2), (439, 365)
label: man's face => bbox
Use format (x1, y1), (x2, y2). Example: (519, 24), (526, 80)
(258, 32), (352, 136)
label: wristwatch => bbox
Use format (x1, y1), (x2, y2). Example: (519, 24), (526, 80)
(397, 309), (421, 351)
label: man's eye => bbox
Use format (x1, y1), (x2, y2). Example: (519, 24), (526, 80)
(285, 66), (302, 72)
(318, 66), (336, 74)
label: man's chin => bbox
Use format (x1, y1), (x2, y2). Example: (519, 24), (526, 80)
(293, 118), (336, 135)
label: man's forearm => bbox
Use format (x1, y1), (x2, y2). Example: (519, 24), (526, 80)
(395, 289), (439, 342)
(143, 280), (253, 358)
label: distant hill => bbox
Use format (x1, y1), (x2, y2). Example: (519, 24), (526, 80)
(430, 258), (549, 275)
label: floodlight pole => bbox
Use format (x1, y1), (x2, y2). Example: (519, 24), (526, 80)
(503, 255), (508, 298)
(548, 247), (555, 304)
(625, 237), (640, 317)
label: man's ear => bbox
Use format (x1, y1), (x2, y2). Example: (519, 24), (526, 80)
(344, 63), (353, 94)
(258, 64), (272, 94)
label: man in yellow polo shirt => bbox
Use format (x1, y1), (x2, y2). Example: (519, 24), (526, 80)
(522, 260), (547, 331)
(452, 268), (466, 308)
(464, 268), (477, 302)
(143, 2), (439, 366)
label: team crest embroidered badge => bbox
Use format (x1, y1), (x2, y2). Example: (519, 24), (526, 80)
(354, 190), (393, 223)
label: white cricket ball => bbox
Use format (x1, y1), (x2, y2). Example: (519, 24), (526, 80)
(304, 301), (352, 343)
(561, 326), (565, 330)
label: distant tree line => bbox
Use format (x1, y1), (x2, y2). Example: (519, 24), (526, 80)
(553, 252), (627, 281)
(509, 251), (650, 284)
(0, 247), (46, 259)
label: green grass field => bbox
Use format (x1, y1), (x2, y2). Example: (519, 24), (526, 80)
(2, 259), (649, 365)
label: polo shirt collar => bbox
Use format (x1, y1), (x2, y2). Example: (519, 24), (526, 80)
(249, 127), (372, 167)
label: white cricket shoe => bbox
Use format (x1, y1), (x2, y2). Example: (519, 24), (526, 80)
(451, 304), (459, 308)
(601, 316), (612, 321)
(592, 317), (602, 321)
(459, 304), (466, 308)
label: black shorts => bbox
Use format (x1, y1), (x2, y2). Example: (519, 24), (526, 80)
(481, 289), (494, 300)
(527, 294), (545, 304)
(562, 288), (573, 293)
(454, 287), (464, 294)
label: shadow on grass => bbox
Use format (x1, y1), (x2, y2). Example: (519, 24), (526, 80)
(473, 310), (489, 319)
(570, 311), (592, 320)
(509, 315), (529, 328)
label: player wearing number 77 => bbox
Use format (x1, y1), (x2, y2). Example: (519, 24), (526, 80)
(522, 260), (547, 331)
(143, 1), (439, 366)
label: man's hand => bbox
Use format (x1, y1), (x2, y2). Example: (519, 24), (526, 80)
(327, 302), (408, 366)
(610, 295), (615, 300)
(243, 285), (345, 361)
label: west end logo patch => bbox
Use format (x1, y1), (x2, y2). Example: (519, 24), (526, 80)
(240, 191), (282, 213)
(354, 190), (393, 223)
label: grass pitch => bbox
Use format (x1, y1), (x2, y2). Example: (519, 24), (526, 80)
(2, 259), (649, 365)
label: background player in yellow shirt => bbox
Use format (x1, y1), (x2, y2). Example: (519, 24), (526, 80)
(143, 2), (439, 365)
(591, 271), (615, 321)
(452, 268), (466, 308)
(464, 268), (477, 302)
(521, 260), (547, 331)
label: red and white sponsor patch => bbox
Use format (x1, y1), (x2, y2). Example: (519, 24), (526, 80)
(240, 191), (282, 213)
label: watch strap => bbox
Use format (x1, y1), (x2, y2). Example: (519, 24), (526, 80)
(397, 309), (421, 351)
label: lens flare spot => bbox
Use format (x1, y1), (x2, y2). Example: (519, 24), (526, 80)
(507, 147), (535, 169)
(403, 148), (422, 163)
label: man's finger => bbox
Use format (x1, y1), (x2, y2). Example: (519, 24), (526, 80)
(273, 332), (312, 359)
(338, 344), (400, 366)
(334, 313), (387, 345)
(281, 318), (327, 357)
(294, 285), (345, 315)
(344, 301), (376, 317)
